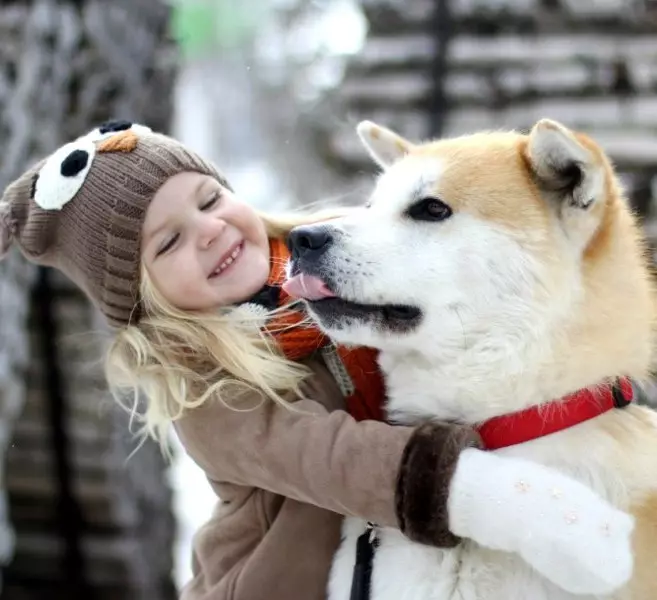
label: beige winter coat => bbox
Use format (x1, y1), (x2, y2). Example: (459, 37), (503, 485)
(175, 356), (480, 600)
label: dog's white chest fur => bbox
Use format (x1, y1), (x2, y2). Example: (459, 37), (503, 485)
(327, 363), (630, 600)
(329, 519), (586, 600)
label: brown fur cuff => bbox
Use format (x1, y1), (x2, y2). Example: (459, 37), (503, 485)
(396, 422), (483, 548)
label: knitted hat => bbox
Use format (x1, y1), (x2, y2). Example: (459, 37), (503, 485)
(0, 120), (229, 327)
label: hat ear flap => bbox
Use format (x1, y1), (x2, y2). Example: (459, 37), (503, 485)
(0, 205), (14, 259)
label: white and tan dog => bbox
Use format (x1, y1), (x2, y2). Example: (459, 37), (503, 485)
(285, 119), (657, 599)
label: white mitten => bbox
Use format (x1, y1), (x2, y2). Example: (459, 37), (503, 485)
(448, 448), (634, 595)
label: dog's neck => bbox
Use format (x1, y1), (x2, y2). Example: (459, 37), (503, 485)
(473, 378), (633, 449)
(378, 324), (650, 426)
(365, 244), (653, 425)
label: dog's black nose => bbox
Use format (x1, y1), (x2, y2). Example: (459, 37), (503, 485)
(287, 226), (332, 259)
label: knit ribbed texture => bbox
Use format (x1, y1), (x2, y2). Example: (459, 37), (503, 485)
(1, 125), (229, 326)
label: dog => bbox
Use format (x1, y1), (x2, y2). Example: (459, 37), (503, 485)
(284, 119), (657, 599)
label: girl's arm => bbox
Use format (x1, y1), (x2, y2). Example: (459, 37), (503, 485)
(175, 385), (461, 541)
(175, 366), (633, 595)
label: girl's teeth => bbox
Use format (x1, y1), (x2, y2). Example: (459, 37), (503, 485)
(212, 244), (242, 276)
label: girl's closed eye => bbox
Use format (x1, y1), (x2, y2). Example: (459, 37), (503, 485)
(200, 191), (220, 211)
(156, 232), (180, 257)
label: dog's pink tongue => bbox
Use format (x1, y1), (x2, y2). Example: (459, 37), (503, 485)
(283, 273), (336, 301)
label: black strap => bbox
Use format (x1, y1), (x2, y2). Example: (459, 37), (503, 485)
(350, 523), (379, 600)
(611, 379), (633, 408)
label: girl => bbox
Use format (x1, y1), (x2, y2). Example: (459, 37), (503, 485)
(0, 121), (633, 600)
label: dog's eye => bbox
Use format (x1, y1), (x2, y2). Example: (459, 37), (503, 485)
(406, 197), (452, 222)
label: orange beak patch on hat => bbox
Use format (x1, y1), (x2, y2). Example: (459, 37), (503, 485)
(97, 129), (139, 154)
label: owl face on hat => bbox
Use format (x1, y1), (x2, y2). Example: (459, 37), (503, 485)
(30, 119), (153, 212)
(0, 118), (228, 326)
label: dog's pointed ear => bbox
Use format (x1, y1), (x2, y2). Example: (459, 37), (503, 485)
(526, 119), (607, 246)
(526, 119), (604, 209)
(357, 120), (415, 169)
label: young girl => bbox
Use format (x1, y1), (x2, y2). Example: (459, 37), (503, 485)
(0, 121), (633, 600)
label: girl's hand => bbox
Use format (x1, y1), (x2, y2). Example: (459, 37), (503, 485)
(448, 448), (634, 595)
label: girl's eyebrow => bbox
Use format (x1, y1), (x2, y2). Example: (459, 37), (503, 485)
(144, 179), (210, 242)
(144, 219), (169, 245)
(192, 177), (209, 201)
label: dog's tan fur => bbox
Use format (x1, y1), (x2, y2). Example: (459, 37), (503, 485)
(321, 119), (657, 598)
(628, 493), (657, 598)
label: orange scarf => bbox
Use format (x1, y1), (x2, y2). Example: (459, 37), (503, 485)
(251, 238), (385, 422)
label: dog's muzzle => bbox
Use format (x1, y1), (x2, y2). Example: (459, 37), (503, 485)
(287, 225), (333, 266)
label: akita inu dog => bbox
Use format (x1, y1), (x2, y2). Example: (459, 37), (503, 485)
(284, 119), (657, 599)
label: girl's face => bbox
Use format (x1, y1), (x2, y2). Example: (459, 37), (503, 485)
(141, 171), (270, 311)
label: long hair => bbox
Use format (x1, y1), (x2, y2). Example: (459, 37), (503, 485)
(104, 206), (350, 453)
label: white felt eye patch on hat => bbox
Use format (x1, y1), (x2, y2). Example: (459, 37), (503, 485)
(31, 136), (97, 211)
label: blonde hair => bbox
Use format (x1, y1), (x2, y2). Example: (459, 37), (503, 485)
(104, 206), (351, 453)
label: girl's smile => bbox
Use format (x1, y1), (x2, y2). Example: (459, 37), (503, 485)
(141, 172), (270, 311)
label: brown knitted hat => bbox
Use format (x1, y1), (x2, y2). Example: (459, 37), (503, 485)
(0, 120), (229, 327)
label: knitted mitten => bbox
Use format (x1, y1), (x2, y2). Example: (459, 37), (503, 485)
(448, 448), (634, 595)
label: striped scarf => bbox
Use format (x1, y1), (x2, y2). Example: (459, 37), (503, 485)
(246, 238), (385, 422)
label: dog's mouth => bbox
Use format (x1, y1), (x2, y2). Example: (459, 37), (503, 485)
(283, 273), (422, 333)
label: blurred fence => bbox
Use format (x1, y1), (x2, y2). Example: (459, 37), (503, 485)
(0, 2), (177, 598)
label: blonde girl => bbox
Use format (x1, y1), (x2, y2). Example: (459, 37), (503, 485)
(0, 121), (633, 600)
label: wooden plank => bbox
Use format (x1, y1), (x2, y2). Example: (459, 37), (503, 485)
(341, 63), (657, 108)
(363, 0), (632, 19)
(7, 468), (143, 520)
(361, 0), (657, 34)
(446, 97), (657, 133)
(350, 34), (657, 72)
(336, 95), (657, 143)
(6, 445), (127, 482)
(11, 417), (114, 448)
(10, 533), (151, 585)
(8, 494), (139, 531)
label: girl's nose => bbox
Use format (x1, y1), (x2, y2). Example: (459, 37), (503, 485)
(198, 215), (226, 249)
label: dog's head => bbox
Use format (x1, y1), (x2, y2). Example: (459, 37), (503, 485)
(285, 119), (654, 392)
